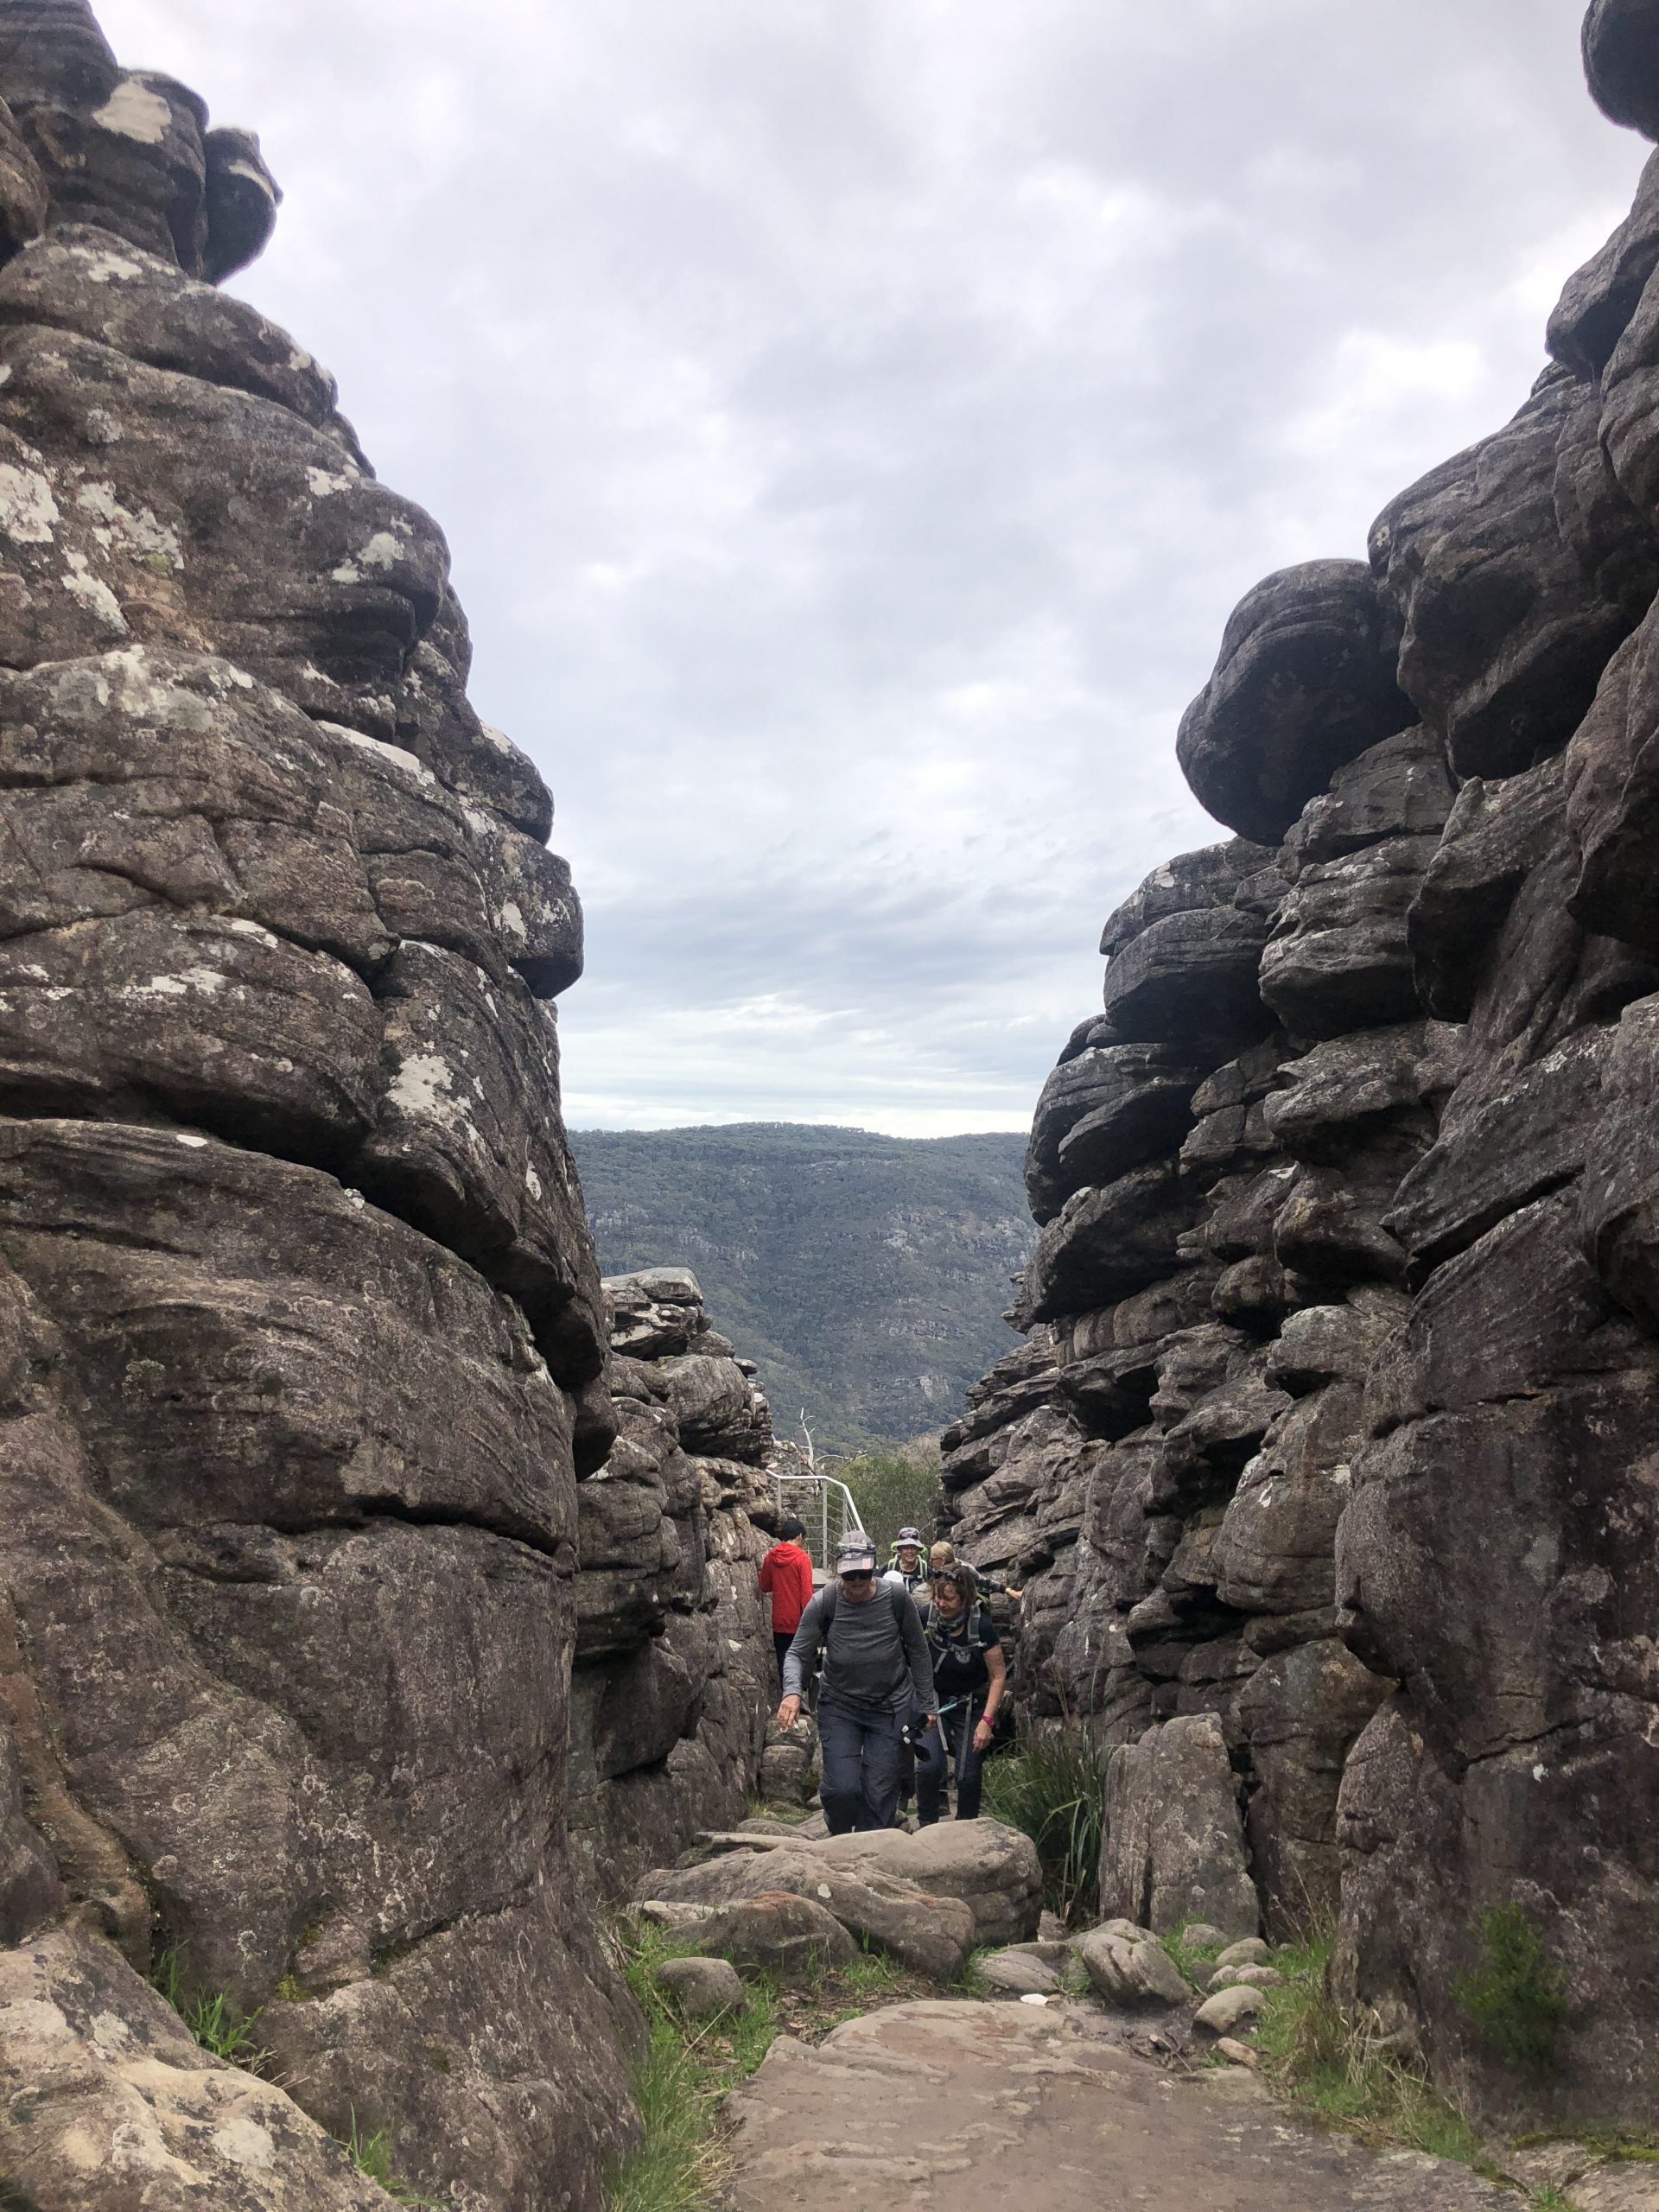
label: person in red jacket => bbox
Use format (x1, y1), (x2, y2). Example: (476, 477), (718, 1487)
(760, 1519), (815, 1681)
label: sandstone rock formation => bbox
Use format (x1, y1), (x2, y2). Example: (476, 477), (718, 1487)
(945, 10), (1659, 2130)
(570, 1267), (776, 1899)
(0, 9), (766, 2207)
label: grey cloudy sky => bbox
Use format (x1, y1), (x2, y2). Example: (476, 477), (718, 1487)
(96, 1), (1649, 1134)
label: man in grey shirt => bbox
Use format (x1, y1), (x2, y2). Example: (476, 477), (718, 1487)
(776, 1534), (936, 1833)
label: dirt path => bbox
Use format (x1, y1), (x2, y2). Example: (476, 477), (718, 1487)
(724, 1999), (1513, 2211)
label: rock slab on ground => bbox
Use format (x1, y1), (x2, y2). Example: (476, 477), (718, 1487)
(724, 2001), (1512, 2212)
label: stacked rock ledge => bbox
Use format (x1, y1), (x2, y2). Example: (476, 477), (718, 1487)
(945, 3), (1659, 2133)
(0, 10), (774, 2210)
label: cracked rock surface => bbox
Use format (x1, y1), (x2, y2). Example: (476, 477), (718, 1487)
(0, 7), (764, 2208)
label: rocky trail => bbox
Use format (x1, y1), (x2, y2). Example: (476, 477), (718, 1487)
(727, 2001), (1512, 2212)
(641, 1821), (1659, 2212)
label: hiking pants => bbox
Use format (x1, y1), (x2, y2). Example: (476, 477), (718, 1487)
(817, 1697), (906, 1832)
(773, 1630), (795, 1681)
(916, 1703), (985, 1825)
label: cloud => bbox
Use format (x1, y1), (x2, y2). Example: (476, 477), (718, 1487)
(95, 0), (1649, 1133)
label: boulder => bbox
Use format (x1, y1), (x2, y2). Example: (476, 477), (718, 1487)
(1212, 1937), (1271, 1970)
(1014, 1164), (1200, 1328)
(1584, 0), (1659, 140)
(1072, 1923), (1190, 2006)
(1193, 1984), (1268, 2035)
(1370, 377), (1636, 779)
(684, 1891), (855, 1978)
(1099, 1716), (1259, 1939)
(804, 1821), (1043, 1948)
(976, 1948), (1062, 1995)
(1175, 562), (1413, 843)
(635, 1843), (978, 1981)
(0, 1924), (391, 2212)
(657, 1955), (744, 2018)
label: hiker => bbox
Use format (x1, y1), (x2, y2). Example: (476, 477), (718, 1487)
(882, 1527), (929, 1602)
(914, 1561), (1006, 1826)
(759, 1518), (816, 1681)
(776, 1535), (936, 1834)
(930, 1536), (1021, 1605)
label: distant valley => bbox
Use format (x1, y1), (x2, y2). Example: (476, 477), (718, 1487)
(570, 1122), (1033, 1452)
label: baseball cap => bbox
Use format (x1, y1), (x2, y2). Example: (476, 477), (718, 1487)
(836, 1536), (877, 1574)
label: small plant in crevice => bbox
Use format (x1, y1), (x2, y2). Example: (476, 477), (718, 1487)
(1452, 1902), (1568, 2073)
(345, 2108), (448, 2209)
(150, 1945), (270, 2073)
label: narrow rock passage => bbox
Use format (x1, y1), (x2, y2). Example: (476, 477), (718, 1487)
(725, 2000), (1510, 2212)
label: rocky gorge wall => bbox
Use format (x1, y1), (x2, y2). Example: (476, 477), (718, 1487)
(944, 0), (1659, 2133)
(571, 1268), (776, 1901)
(0, 8), (778, 2209)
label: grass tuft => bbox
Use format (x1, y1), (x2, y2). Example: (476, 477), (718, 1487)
(603, 1917), (950, 2211)
(346, 2108), (447, 2208)
(1158, 1925), (1224, 1985)
(981, 1725), (1101, 1923)
(605, 1922), (784, 2212)
(151, 1946), (271, 2073)
(1452, 1903), (1568, 2074)
(1251, 1929), (1482, 2167)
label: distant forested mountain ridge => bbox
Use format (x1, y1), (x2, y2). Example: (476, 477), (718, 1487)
(571, 1123), (1033, 1452)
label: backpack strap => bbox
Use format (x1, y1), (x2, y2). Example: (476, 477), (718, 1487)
(820, 1582), (836, 1630)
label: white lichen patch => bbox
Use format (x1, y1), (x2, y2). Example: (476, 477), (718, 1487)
(73, 481), (183, 568)
(226, 918), (281, 949)
(223, 157), (277, 203)
(480, 722), (515, 755)
(356, 528), (405, 570)
(89, 2010), (132, 2050)
(82, 406), (124, 446)
(525, 1166), (543, 1199)
(172, 1132), (210, 1148)
(334, 724), (436, 786)
(73, 245), (147, 284)
(305, 465), (358, 498)
(0, 461), (60, 544)
(126, 965), (227, 999)
(91, 78), (173, 145)
(61, 554), (128, 632)
(386, 1050), (467, 1128)
(209, 2115), (276, 2171)
(102, 645), (188, 719)
(496, 898), (529, 945)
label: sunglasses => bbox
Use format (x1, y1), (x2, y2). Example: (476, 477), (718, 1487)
(839, 1568), (874, 1583)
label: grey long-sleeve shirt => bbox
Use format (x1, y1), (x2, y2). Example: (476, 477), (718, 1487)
(783, 1584), (935, 1714)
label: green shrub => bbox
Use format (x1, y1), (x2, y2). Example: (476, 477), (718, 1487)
(831, 1447), (944, 1560)
(981, 1725), (1101, 1923)
(1452, 1902), (1568, 2071)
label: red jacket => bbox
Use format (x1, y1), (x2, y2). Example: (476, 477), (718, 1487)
(759, 1541), (815, 1635)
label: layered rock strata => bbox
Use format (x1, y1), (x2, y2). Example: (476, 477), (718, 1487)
(945, 12), (1659, 2128)
(570, 1268), (777, 1899)
(0, 8), (750, 2209)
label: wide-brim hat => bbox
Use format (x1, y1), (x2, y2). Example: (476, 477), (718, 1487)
(895, 1528), (923, 1546)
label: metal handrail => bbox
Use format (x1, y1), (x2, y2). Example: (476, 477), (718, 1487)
(772, 1469), (868, 1575)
